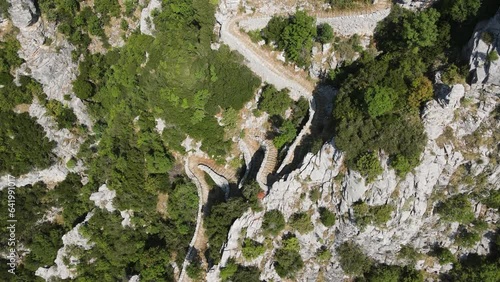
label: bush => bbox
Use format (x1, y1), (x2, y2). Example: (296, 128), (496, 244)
(365, 86), (396, 118)
(73, 78), (94, 99)
(353, 201), (394, 229)
(309, 188), (321, 202)
(241, 238), (266, 260)
(431, 246), (456, 264)
(441, 64), (465, 85)
(364, 264), (423, 282)
(274, 236), (304, 278)
(220, 259), (238, 281)
(289, 212), (314, 234)
(435, 194), (475, 224)
(262, 210), (286, 236)
(262, 11), (317, 67)
(355, 152), (383, 183)
(337, 241), (372, 276)
(398, 245), (422, 265)
(483, 189), (500, 210)
(258, 84), (292, 118)
(316, 246), (332, 263)
(316, 23), (334, 44)
(486, 50), (499, 62)
(455, 228), (480, 248)
(481, 31), (494, 45)
(319, 207), (336, 227)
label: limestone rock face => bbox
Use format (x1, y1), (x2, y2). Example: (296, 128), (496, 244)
(422, 84), (465, 140)
(468, 9), (500, 85)
(89, 184), (117, 212)
(140, 0), (162, 35)
(8, 0), (38, 27)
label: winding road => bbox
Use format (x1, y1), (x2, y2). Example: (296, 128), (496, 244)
(178, 1), (392, 281)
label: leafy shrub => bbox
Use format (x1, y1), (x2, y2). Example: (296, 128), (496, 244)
(0, 112), (56, 176)
(220, 259), (238, 281)
(435, 194), (475, 224)
(398, 245), (422, 265)
(455, 228), (480, 248)
(355, 152), (383, 183)
(316, 246), (332, 262)
(364, 264), (423, 282)
(273, 120), (297, 149)
(241, 238), (266, 260)
(258, 84), (292, 117)
(442, 0), (481, 23)
(186, 260), (202, 280)
(309, 188), (321, 202)
(447, 252), (500, 282)
(289, 212), (314, 234)
(262, 11), (317, 67)
(441, 64), (465, 85)
(337, 241), (372, 276)
(242, 181), (263, 211)
(365, 86), (396, 118)
(431, 246), (456, 264)
(481, 31), (494, 45)
(205, 198), (248, 263)
(483, 189), (500, 210)
(316, 23), (334, 44)
(274, 236), (304, 278)
(247, 29), (262, 43)
(262, 210), (286, 236)
(45, 100), (78, 129)
(353, 201), (394, 228)
(408, 76), (434, 108)
(319, 207), (336, 227)
(487, 50), (499, 62)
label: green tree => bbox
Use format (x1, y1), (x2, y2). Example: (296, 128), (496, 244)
(289, 212), (314, 234)
(442, 0), (481, 23)
(258, 84), (292, 117)
(281, 11), (317, 67)
(435, 194), (475, 224)
(408, 76), (434, 108)
(273, 120), (297, 149)
(337, 241), (372, 277)
(355, 152), (383, 182)
(365, 86), (396, 118)
(402, 9), (440, 49)
(241, 238), (266, 260)
(73, 78), (94, 99)
(316, 23), (334, 44)
(220, 259), (238, 281)
(262, 16), (287, 46)
(319, 207), (336, 227)
(262, 210), (286, 236)
(274, 236), (304, 278)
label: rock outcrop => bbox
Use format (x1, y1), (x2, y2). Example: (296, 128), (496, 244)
(8, 0), (94, 130)
(467, 9), (500, 85)
(140, 0), (162, 35)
